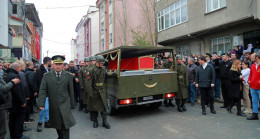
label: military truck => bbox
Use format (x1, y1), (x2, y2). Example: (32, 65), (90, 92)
(96, 46), (178, 115)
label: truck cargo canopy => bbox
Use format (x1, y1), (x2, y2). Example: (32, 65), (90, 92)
(96, 46), (174, 59)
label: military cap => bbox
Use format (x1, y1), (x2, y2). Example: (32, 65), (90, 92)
(96, 55), (105, 63)
(168, 54), (173, 58)
(90, 56), (96, 61)
(221, 53), (226, 56)
(176, 54), (182, 60)
(84, 57), (90, 62)
(52, 55), (65, 64)
(205, 53), (212, 58)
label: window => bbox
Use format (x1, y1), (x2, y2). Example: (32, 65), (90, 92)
(157, 0), (188, 32)
(206, 0), (226, 13)
(109, 14), (112, 24)
(109, 33), (112, 43)
(177, 45), (190, 56)
(101, 5), (105, 17)
(211, 36), (231, 53)
(109, 0), (112, 5)
(13, 4), (17, 14)
(101, 22), (104, 34)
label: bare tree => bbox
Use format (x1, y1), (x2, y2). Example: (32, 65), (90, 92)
(139, 0), (158, 46)
(116, 0), (128, 46)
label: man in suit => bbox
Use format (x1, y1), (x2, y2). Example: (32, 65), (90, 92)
(195, 56), (216, 115)
(38, 55), (76, 139)
(219, 53), (233, 108)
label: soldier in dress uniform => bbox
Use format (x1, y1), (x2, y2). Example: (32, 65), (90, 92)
(38, 55), (76, 139)
(86, 55), (111, 129)
(175, 55), (189, 112)
(154, 58), (162, 69)
(78, 57), (90, 112)
(163, 55), (175, 107)
(89, 56), (96, 67)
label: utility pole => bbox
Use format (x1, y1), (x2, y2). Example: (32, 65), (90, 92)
(21, 0), (26, 61)
(47, 50), (49, 57)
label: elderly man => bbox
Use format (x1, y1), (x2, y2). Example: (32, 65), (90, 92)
(0, 62), (20, 139)
(187, 58), (197, 106)
(38, 55), (76, 139)
(5, 63), (28, 139)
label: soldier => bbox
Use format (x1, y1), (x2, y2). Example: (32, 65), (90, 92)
(38, 55), (76, 139)
(86, 55), (111, 129)
(154, 58), (162, 69)
(163, 55), (175, 107)
(89, 56), (96, 67)
(175, 55), (189, 112)
(78, 57), (90, 112)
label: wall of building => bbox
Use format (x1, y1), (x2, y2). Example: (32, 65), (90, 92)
(171, 22), (260, 54)
(0, 0), (10, 48)
(89, 11), (100, 55)
(156, 0), (259, 44)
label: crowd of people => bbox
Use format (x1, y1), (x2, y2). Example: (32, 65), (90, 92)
(0, 44), (259, 139)
(155, 44), (260, 118)
(0, 54), (111, 139)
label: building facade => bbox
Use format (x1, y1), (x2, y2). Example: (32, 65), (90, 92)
(0, 0), (43, 63)
(70, 39), (78, 63)
(0, 0), (13, 60)
(96, 0), (156, 52)
(83, 6), (100, 57)
(75, 6), (100, 60)
(156, 0), (260, 55)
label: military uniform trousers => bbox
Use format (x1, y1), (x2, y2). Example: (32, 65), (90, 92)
(91, 111), (107, 119)
(56, 115), (70, 139)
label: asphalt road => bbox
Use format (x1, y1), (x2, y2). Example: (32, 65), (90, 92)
(8, 102), (260, 139)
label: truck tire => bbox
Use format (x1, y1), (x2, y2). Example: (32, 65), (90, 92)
(107, 98), (117, 115)
(149, 102), (162, 109)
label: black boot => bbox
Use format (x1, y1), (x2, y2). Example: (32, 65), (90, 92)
(226, 107), (232, 114)
(176, 99), (183, 112)
(93, 118), (98, 128)
(210, 107), (216, 114)
(247, 113), (259, 120)
(202, 109), (206, 115)
(102, 118), (111, 129)
(90, 113), (94, 121)
(37, 123), (42, 132)
(164, 100), (169, 107)
(181, 99), (187, 111)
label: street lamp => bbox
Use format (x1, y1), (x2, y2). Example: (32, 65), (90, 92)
(47, 50), (50, 57)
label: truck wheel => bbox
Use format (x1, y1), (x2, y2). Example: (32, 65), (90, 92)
(149, 102), (162, 109)
(107, 99), (117, 115)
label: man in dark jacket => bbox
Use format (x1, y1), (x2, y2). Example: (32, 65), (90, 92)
(35, 57), (51, 132)
(67, 61), (80, 105)
(187, 58), (196, 106)
(5, 62), (28, 139)
(219, 53), (233, 108)
(212, 54), (221, 99)
(0, 62), (20, 139)
(24, 62), (37, 123)
(195, 56), (216, 115)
